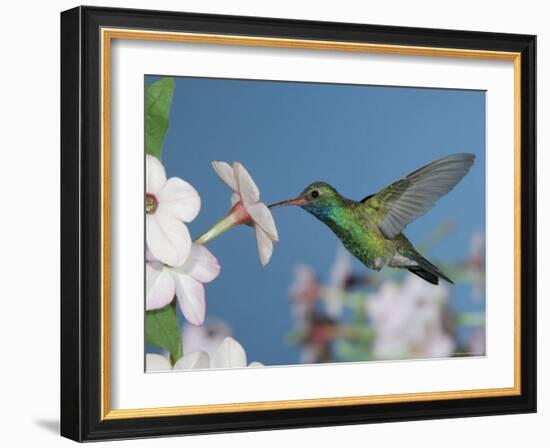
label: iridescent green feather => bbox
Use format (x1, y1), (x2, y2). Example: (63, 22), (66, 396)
(285, 153), (476, 284)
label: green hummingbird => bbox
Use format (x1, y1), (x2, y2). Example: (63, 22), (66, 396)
(270, 153), (475, 285)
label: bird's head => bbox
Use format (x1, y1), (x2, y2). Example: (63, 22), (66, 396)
(269, 182), (343, 219)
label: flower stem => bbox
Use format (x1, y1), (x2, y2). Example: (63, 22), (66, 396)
(194, 213), (240, 245)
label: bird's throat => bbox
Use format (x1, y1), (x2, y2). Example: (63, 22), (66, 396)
(303, 203), (343, 230)
(303, 202), (332, 221)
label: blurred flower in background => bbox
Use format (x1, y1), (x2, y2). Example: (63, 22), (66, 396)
(467, 231), (485, 300)
(466, 327), (486, 356)
(325, 246), (353, 319)
(290, 264), (320, 322)
(366, 274), (454, 360)
(297, 313), (339, 364)
(286, 226), (486, 364)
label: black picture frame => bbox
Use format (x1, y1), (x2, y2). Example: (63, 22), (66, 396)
(61, 5), (536, 442)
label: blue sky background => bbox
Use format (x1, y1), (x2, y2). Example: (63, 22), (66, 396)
(146, 75), (486, 366)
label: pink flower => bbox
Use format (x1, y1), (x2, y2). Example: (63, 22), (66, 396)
(195, 161), (279, 266)
(146, 244), (220, 325)
(290, 264), (320, 321)
(324, 246), (352, 318)
(299, 314), (337, 364)
(468, 231), (485, 300)
(467, 327), (486, 356)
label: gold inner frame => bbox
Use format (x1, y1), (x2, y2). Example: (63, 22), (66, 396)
(100, 28), (522, 420)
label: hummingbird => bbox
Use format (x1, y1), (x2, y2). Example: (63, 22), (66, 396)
(269, 153), (475, 285)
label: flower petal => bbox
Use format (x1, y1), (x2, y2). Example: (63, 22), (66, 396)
(146, 155), (167, 194)
(145, 246), (156, 263)
(211, 337), (247, 368)
(173, 272), (206, 325)
(173, 351), (211, 370)
(212, 161), (238, 192)
(255, 226), (274, 267)
(233, 162), (260, 205)
(230, 193), (240, 207)
(157, 177), (201, 222)
(146, 211), (192, 267)
(146, 262), (176, 310)
(178, 244), (221, 283)
(247, 202), (278, 241)
(145, 353), (172, 372)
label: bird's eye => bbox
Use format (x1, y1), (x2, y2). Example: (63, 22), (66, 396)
(311, 190), (319, 198)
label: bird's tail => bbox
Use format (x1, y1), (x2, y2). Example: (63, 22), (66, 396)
(407, 253), (454, 286)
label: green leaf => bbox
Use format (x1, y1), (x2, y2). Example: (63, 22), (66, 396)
(146, 300), (182, 365)
(145, 78), (175, 159)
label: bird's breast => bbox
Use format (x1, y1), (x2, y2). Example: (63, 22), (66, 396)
(322, 210), (390, 270)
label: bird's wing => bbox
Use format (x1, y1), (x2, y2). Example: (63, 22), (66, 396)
(362, 153), (475, 239)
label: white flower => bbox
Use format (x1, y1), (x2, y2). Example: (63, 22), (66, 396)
(195, 161), (278, 266)
(145, 337), (262, 372)
(146, 353), (172, 372)
(209, 336), (263, 368)
(366, 274), (455, 360)
(146, 243), (221, 325)
(146, 155), (201, 266)
(146, 352), (210, 372)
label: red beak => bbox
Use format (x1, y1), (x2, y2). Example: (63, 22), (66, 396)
(268, 197), (306, 209)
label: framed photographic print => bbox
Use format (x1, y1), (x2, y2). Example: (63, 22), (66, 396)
(60, 6), (536, 442)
